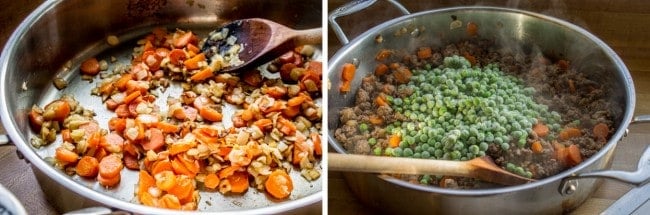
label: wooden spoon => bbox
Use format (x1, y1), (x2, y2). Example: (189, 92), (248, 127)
(201, 18), (322, 73)
(329, 153), (535, 186)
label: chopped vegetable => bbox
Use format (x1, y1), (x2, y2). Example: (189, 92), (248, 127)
(265, 170), (293, 199)
(80, 57), (101, 76)
(28, 27), (322, 210)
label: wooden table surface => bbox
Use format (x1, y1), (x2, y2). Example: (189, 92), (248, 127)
(326, 0), (650, 214)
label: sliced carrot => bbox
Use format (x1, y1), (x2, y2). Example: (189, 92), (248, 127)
(108, 117), (127, 133)
(593, 123), (609, 141)
(80, 57), (100, 76)
(137, 170), (155, 202)
(125, 80), (149, 95)
(114, 73), (134, 91)
(171, 157), (195, 178)
(265, 170), (293, 199)
(287, 95), (306, 107)
(240, 109), (254, 121)
(341, 63), (355, 82)
(159, 194), (182, 210)
(311, 132), (322, 156)
(204, 173), (221, 189)
(177, 155), (200, 175)
(183, 53), (205, 70)
(253, 118), (273, 132)
(531, 141), (543, 154)
(559, 127), (582, 141)
(139, 192), (157, 207)
(186, 43), (200, 54)
(293, 135), (309, 165)
(28, 108), (44, 132)
(43, 99), (71, 122)
(98, 81), (115, 96)
(61, 129), (73, 143)
(218, 165), (240, 179)
(467, 22), (479, 37)
(93, 148), (108, 163)
(155, 170), (177, 191)
(85, 131), (102, 155)
(98, 154), (124, 179)
(151, 160), (174, 175)
(123, 153), (140, 170)
(103, 132), (125, 153)
(173, 31), (195, 48)
(193, 130), (219, 144)
(97, 172), (121, 187)
(260, 100), (284, 114)
(307, 61), (322, 76)
(369, 115), (383, 125)
(199, 107), (223, 122)
(417, 47), (432, 59)
(217, 147), (232, 158)
(553, 142), (568, 164)
(265, 86), (287, 99)
(388, 134), (401, 148)
(142, 128), (165, 151)
(282, 105), (301, 118)
(123, 90), (142, 105)
(374, 95), (388, 107)
(227, 171), (250, 193)
(76, 156), (99, 177)
(155, 47), (170, 58)
(167, 176), (194, 201)
(105, 99), (119, 110)
(141, 50), (162, 71)
(157, 121), (180, 133)
(115, 104), (130, 118)
(169, 49), (187, 65)
(375, 63), (389, 76)
(169, 142), (195, 156)
(55, 147), (79, 164)
(532, 123), (550, 138)
(277, 117), (297, 136)
(190, 67), (214, 82)
(567, 144), (583, 166)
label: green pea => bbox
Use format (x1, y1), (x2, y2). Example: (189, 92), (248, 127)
(373, 147), (382, 156)
(393, 147), (403, 157)
(367, 138), (377, 146)
(403, 148), (414, 157)
(500, 142), (510, 150)
(359, 123), (369, 133)
(450, 151), (462, 160)
(421, 151), (431, 159)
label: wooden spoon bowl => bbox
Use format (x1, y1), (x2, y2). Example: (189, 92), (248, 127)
(201, 18), (322, 73)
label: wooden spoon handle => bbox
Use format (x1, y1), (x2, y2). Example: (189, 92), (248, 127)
(329, 153), (474, 177)
(292, 28), (322, 45)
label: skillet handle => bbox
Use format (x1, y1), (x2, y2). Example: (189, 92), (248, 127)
(559, 145), (650, 195)
(328, 0), (410, 44)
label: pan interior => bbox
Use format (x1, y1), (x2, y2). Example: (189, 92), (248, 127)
(1, 0), (322, 212)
